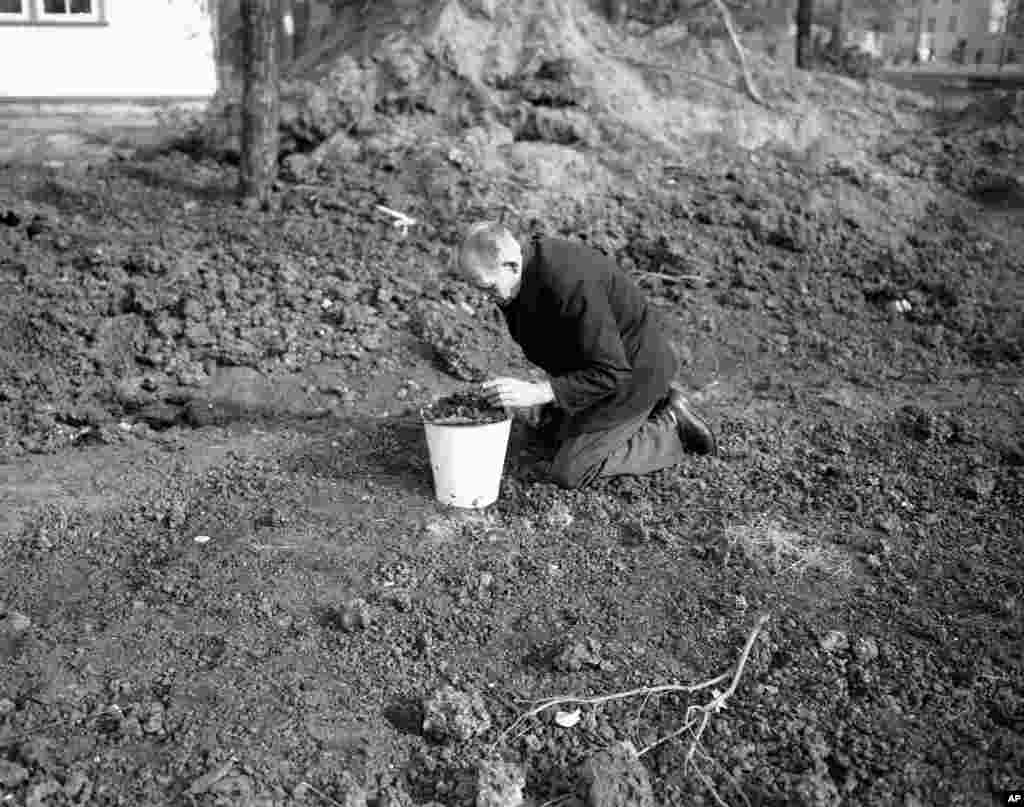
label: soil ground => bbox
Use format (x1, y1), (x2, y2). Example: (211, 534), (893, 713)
(1, 26), (1023, 807)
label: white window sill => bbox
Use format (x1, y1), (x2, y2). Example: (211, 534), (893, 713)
(0, 17), (107, 25)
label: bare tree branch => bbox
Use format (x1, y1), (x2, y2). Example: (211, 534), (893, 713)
(711, 0), (765, 105)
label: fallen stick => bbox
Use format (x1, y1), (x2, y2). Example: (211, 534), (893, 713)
(638, 270), (704, 284)
(298, 782), (346, 807)
(375, 204), (417, 234)
(247, 543), (301, 551)
(538, 796), (574, 807)
(187, 756), (238, 796)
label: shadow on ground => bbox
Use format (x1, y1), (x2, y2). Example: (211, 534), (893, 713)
(115, 161), (238, 203)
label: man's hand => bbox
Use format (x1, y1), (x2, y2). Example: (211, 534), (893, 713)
(481, 377), (555, 409)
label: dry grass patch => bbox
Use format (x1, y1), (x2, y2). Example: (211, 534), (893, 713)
(724, 518), (852, 580)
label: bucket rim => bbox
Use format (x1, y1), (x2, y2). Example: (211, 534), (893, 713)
(420, 398), (512, 427)
(420, 409), (512, 427)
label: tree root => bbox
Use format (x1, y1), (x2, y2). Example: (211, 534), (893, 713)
(493, 613), (770, 805)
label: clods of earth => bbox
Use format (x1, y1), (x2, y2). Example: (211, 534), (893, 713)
(422, 392), (509, 426)
(0, 94), (1022, 805)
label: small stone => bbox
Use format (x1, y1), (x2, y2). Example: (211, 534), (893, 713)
(476, 759), (525, 807)
(26, 779), (63, 807)
(1, 611), (31, 636)
(854, 637), (879, 664)
(210, 774), (255, 799)
(17, 738), (55, 770)
(387, 589), (414, 612)
(889, 152), (921, 177)
(877, 515), (899, 534)
(122, 715), (143, 737)
(619, 520), (648, 546)
(313, 772), (366, 807)
(820, 630), (849, 654)
(144, 704), (165, 734)
(135, 401), (183, 430)
(338, 599), (372, 633)
(359, 331), (385, 351)
(578, 741), (654, 807)
(0, 697), (15, 716)
(176, 362), (209, 387)
(376, 784), (416, 807)
(543, 501), (574, 530)
(0, 760), (29, 787)
(555, 638), (605, 672)
(792, 770), (840, 807)
(423, 516), (458, 543)
(422, 685), (492, 742)
(1000, 440), (1024, 466)
(966, 474), (996, 500)
(97, 703), (124, 733)
(63, 771), (90, 798)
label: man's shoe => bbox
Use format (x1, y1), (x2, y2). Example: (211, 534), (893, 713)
(666, 385), (717, 456)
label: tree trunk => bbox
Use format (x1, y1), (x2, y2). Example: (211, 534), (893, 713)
(606, 0), (628, 25)
(239, 0), (281, 208)
(280, 0), (294, 66)
(796, 0), (814, 69)
(913, 0), (926, 64)
(830, 0), (845, 61)
(712, 0), (764, 105)
(209, 0), (223, 92)
(293, 0), (311, 60)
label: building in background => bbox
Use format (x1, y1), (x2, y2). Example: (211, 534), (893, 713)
(885, 0), (1024, 66)
(0, 0), (216, 98)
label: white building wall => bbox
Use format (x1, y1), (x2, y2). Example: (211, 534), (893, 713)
(0, 0), (216, 98)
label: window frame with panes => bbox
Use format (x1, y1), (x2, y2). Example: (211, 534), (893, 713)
(0, 0), (105, 24)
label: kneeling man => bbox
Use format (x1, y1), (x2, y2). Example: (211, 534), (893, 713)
(455, 221), (716, 489)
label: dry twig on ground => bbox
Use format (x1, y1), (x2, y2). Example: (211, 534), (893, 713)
(297, 782), (345, 807)
(491, 674), (730, 751)
(187, 756), (238, 796)
(493, 614), (770, 806)
(375, 204), (417, 236)
(635, 270), (705, 283)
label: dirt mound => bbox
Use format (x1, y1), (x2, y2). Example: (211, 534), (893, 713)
(291, 0), (598, 107)
(237, 0), (929, 164)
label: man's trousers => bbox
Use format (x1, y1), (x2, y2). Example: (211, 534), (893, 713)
(531, 399), (686, 489)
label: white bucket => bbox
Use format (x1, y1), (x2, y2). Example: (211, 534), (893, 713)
(423, 416), (512, 508)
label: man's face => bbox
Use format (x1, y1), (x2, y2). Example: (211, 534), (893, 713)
(462, 257), (521, 306)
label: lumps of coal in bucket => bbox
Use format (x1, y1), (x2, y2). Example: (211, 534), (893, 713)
(421, 391), (507, 425)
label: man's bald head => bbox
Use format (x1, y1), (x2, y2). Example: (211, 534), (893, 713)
(456, 221), (523, 305)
